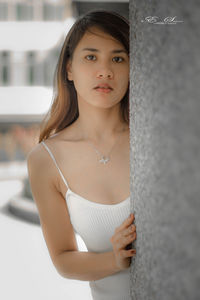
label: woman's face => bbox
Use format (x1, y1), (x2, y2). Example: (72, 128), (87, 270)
(66, 26), (129, 109)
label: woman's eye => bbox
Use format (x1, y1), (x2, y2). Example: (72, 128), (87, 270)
(85, 55), (96, 61)
(113, 57), (124, 63)
(85, 55), (124, 62)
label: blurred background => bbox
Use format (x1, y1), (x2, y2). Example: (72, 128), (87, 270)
(0, 0), (128, 299)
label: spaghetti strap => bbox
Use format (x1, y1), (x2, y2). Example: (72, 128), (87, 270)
(41, 141), (69, 189)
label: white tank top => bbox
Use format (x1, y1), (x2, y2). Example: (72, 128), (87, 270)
(41, 140), (131, 300)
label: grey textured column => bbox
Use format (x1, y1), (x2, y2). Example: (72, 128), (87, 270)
(129, 1), (200, 300)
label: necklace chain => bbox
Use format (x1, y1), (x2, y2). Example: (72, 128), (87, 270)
(87, 127), (127, 165)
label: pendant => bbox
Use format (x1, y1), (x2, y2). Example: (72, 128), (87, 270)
(99, 156), (110, 164)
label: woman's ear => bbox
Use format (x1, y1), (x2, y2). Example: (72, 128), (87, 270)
(66, 60), (73, 81)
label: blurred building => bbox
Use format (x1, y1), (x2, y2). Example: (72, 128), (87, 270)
(0, 0), (74, 163)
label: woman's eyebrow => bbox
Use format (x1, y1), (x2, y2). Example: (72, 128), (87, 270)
(81, 47), (128, 54)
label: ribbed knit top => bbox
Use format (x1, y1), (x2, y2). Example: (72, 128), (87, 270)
(41, 141), (131, 300)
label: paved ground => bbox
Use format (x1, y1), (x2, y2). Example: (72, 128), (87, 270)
(0, 179), (93, 300)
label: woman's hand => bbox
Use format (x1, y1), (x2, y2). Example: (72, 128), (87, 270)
(110, 213), (137, 271)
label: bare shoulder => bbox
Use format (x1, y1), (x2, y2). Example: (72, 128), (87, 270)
(27, 127), (78, 190)
(27, 132), (65, 170)
(27, 141), (45, 165)
(27, 141), (53, 178)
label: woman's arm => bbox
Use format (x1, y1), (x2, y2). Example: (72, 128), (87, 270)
(27, 144), (120, 282)
(54, 250), (120, 281)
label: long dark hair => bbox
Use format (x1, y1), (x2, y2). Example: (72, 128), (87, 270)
(38, 9), (129, 143)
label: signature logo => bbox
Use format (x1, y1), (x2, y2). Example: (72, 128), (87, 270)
(141, 16), (183, 25)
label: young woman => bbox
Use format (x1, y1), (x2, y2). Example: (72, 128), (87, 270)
(27, 10), (136, 300)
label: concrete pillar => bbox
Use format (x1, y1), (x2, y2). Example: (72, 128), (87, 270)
(129, 1), (200, 299)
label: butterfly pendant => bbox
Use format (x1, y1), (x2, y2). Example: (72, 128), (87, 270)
(99, 156), (110, 164)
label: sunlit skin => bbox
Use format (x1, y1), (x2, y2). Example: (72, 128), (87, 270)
(66, 26), (129, 143)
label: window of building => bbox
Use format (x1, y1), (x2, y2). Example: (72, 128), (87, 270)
(44, 48), (61, 86)
(0, 3), (8, 20)
(43, 3), (64, 21)
(16, 3), (33, 21)
(1, 52), (10, 85)
(27, 52), (35, 85)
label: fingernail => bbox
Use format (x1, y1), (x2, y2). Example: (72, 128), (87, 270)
(129, 214), (132, 219)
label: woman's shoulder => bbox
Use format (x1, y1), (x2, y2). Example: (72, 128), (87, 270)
(27, 127), (77, 167)
(27, 141), (49, 174)
(27, 140), (61, 191)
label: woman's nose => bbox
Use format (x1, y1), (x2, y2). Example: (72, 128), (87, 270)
(96, 64), (113, 79)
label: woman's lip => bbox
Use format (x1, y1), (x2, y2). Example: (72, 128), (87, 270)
(95, 87), (112, 93)
(94, 86), (113, 90)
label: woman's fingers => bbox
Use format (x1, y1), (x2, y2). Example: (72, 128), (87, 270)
(124, 224), (136, 237)
(120, 248), (136, 258)
(110, 214), (137, 270)
(115, 213), (135, 234)
(111, 214), (136, 246)
(112, 229), (137, 251)
(119, 231), (137, 250)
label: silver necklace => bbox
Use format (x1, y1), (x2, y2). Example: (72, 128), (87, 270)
(87, 127), (127, 165)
